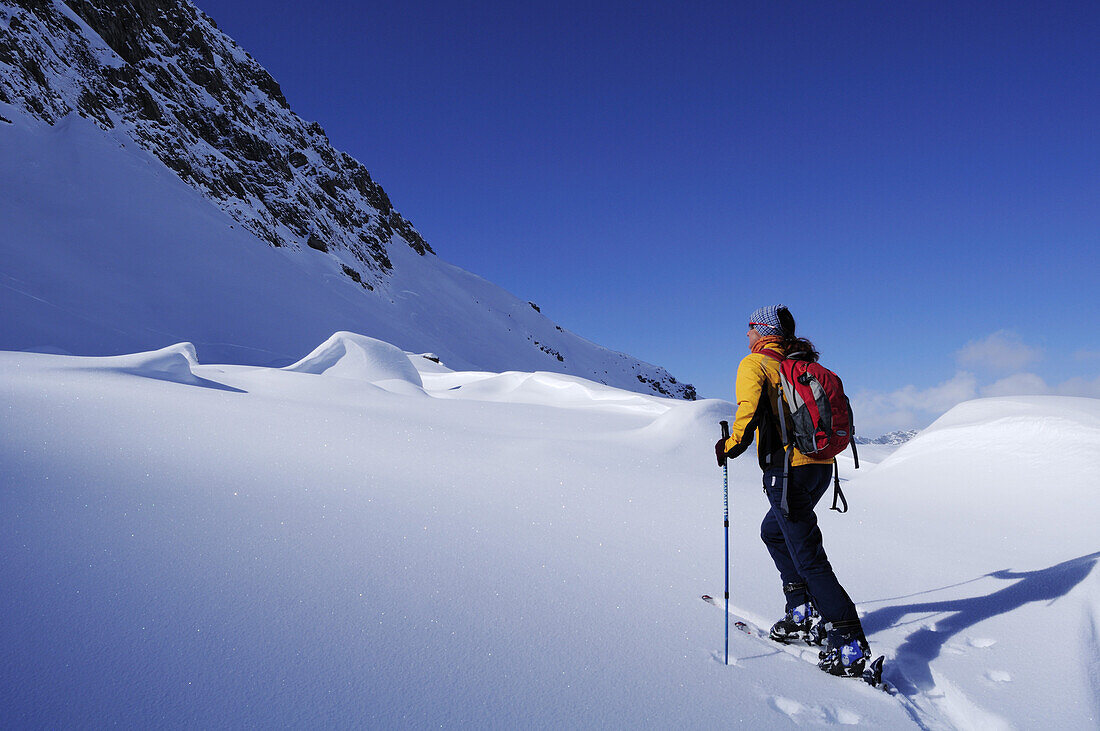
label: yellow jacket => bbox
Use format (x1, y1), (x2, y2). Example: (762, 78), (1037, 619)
(722, 338), (832, 469)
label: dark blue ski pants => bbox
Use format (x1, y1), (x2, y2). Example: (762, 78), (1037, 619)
(760, 463), (859, 626)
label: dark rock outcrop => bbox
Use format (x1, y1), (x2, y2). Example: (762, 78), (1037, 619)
(0, 0), (432, 287)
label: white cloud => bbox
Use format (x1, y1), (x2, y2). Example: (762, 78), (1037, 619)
(850, 330), (1098, 435)
(851, 371), (978, 436)
(956, 331), (1042, 373)
(1055, 374), (1100, 398)
(981, 373), (1050, 397)
(977, 373), (1100, 399)
(853, 370), (1100, 436)
(908, 371), (981, 411)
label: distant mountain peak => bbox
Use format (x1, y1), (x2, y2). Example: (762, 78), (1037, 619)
(855, 430), (919, 446)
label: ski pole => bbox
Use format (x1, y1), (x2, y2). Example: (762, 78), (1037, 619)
(720, 419), (730, 665)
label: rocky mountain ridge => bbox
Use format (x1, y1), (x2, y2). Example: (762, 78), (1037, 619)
(0, 0), (696, 399)
(0, 0), (425, 280)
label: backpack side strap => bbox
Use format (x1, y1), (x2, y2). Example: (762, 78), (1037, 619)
(830, 459), (848, 513)
(848, 398), (860, 469)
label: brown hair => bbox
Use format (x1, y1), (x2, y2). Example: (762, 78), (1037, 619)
(776, 307), (820, 362)
(779, 335), (820, 362)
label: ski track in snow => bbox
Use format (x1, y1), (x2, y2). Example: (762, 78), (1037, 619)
(769, 695), (864, 726)
(2, 338), (1099, 728)
(707, 597), (936, 729)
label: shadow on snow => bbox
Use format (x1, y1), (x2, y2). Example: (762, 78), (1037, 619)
(860, 551), (1100, 694)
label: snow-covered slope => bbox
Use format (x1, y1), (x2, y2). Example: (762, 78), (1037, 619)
(0, 0), (694, 399)
(2, 342), (1097, 728)
(829, 396), (1100, 728)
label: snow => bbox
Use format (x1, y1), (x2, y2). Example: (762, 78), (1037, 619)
(0, 106), (688, 398)
(2, 339), (1097, 728)
(425, 369), (670, 414)
(4, 6), (1097, 727)
(52, 0), (127, 69)
(284, 331), (424, 390)
(82, 341), (205, 385)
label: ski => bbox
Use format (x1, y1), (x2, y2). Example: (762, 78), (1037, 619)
(701, 595), (890, 692)
(703, 595), (758, 639)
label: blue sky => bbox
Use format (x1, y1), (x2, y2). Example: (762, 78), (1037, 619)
(197, 0), (1098, 433)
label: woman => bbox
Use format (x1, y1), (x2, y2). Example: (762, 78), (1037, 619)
(714, 304), (870, 677)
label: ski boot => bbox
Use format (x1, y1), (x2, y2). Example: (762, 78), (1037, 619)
(818, 625), (871, 678)
(769, 603), (824, 645)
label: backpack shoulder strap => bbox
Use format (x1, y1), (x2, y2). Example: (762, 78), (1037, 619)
(757, 348), (784, 363)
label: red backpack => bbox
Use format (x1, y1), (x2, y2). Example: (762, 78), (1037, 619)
(761, 350), (859, 513)
(778, 359), (854, 461)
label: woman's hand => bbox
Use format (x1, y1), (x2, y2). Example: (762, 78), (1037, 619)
(715, 438), (729, 467)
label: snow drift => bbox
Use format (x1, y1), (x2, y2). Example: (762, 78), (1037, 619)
(1, 336), (1097, 728)
(284, 331), (424, 389)
(0, 0), (694, 400)
(858, 396), (1100, 564)
(92, 342), (201, 383)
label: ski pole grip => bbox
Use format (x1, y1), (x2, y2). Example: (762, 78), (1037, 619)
(720, 420), (729, 440)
